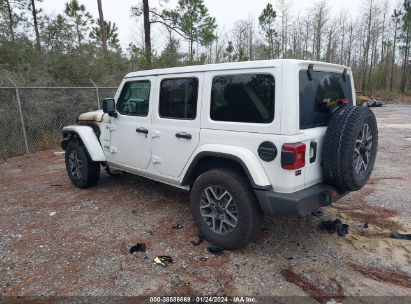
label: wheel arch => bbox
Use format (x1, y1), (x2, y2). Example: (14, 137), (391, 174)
(62, 125), (106, 162)
(181, 150), (271, 190)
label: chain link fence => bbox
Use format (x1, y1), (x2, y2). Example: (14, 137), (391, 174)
(0, 86), (117, 159)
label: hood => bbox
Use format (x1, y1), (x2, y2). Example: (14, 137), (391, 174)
(78, 110), (105, 122)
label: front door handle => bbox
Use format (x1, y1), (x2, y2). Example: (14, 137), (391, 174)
(175, 132), (192, 140)
(136, 127), (148, 134)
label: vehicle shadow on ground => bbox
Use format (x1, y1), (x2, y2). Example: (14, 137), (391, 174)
(97, 171), (323, 251)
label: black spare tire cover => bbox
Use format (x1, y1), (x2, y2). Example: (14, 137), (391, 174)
(322, 105), (378, 192)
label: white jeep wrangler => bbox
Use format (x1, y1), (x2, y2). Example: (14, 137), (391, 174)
(62, 60), (378, 249)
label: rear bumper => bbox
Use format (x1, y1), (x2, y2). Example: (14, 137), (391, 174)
(254, 183), (346, 216)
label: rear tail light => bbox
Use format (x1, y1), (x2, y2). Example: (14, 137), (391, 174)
(281, 143), (306, 170)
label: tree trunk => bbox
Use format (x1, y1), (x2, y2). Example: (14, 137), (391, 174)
(361, 1), (373, 91)
(142, 0), (151, 68)
(189, 24), (194, 62)
(390, 25), (398, 92)
(31, 0), (41, 51)
(248, 22), (253, 61)
(76, 20), (82, 46)
(97, 0), (108, 52)
(6, 0), (15, 42)
(368, 34), (376, 94)
(326, 29), (332, 62)
(380, 7), (387, 65)
(347, 23), (354, 66)
(189, 38), (194, 62)
(401, 27), (411, 96)
(304, 20), (309, 60)
(340, 22), (345, 65)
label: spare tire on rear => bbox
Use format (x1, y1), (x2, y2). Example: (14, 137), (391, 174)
(322, 105), (378, 192)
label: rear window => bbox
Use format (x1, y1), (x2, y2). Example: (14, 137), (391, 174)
(299, 70), (353, 129)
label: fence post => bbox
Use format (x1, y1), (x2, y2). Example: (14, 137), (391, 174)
(90, 79), (100, 110)
(8, 78), (29, 156)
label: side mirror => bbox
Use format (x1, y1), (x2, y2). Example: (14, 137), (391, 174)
(102, 98), (117, 118)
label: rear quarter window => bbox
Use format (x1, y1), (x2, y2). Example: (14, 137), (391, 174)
(210, 74), (275, 123)
(299, 70), (353, 129)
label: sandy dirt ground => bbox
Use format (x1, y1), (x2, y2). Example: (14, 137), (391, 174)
(1, 104), (410, 302)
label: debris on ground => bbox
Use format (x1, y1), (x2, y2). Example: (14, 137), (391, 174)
(53, 151), (65, 156)
(351, 263), (411, 288)
(154, 256), (173, 267)
(390, 232), (411, 240)
(172, 224), (183, 230)
(199, 257), (209, 262)
(362, 222), (369, 229)
(129, 243), (146, 254)
(49, 211), (56, 216)
(190, 235), (204, 246)
(207, 246), (224, 255)
(311, 210), (323, 217)
(319, 219), (349, 237)
(281, 265), (345, 302)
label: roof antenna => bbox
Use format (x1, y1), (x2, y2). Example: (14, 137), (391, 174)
(343, 68), (347, 82)
(307, 64), (314, 81)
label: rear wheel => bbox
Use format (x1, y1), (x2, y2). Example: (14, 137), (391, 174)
(65, 140), (100, 188)
(190, 168), (263, 249)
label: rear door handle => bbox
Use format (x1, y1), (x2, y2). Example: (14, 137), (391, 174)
(310, 141), (317, 163)
(136, 127), (148, 134)
(175, 132), (192, 140)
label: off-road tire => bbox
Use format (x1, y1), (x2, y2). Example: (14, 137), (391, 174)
(322, 105), (378, 192)
(190, 168), (263, 249)
(65, 140), (100, 188)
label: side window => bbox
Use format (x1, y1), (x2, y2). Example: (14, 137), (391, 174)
(117, 81), (151, 116)
(210, 74), (275, 123)
(159, 78), (198, 119)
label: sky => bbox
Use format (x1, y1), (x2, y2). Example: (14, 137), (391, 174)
(39, 0), (389, 50)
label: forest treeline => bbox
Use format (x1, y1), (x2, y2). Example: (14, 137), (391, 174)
(0, 0), (410, 95)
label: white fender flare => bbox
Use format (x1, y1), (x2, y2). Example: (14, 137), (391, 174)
(62, 125), (106, 162)
(181, 144), (271, 188)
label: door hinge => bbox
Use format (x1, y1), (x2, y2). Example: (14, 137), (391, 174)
(106, 125), (116, 132)
(109, 146), (118, 153)
(151, 130), (160, 139)
(151, 155), (162, 164)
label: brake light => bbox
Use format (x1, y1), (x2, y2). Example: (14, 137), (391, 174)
(342, 99), (350, 105)
(281, 143), (306, 170)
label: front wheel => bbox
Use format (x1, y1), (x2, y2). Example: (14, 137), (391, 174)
(190, 168), (263, 249)
(65, 140), (100, 188)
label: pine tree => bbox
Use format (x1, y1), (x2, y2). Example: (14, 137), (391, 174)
(90, 20), (120, 51)
(64, 0), (92, 47)
(163, 0), (217, 62)
(259, 3), (277, 59)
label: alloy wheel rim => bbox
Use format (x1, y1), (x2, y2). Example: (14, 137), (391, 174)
(354, 123), (373, 175)
(200, 186), (238, 235)
(68, 150), (82, 180)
